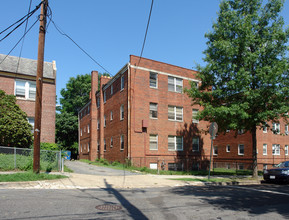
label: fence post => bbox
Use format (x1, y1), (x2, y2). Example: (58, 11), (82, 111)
(59, 151), (61, 172)
(62, 157), (64, 173)
(14, 147), (16, 170)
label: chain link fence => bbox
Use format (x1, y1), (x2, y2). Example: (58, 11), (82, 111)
(0, 146), (62, 172)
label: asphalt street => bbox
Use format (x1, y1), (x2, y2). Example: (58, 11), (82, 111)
(1, 184), (289, 219)
(64, 160), (139, 176)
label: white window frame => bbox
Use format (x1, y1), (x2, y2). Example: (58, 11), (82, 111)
(168, 76), (183, 93)
(111, 84), (113, 95)
(149, 134), (158, 150)
(104, 91), (106, 103)
(87, 124), (90, 133)
(168, 106), (183, 121)
(15, 80), (36, 100)
(80, 128), (82, 136)
(192, 109), (199, 123)
(238, 144), (244, 155)
(110, 111), (113, 121)
(150, 103), (158, 119)
(285, 145), (288, 156)
(192, 137), (199, 152)
(273, 123), (280, 134)
(120, 134), (124, 150)
(226, 145), (230, 153)
(263, 144), (267, 155)
(150, 72), (158, 88)
(263, 124), (268, 133)
(110, 137), (113, 148)
(285, 125), (288, 135)
(121, 75), (124, 90)
(27, 117), (34, 133)
(168, 136), (183, 151)
(104, 115), (106, 127)
(120, 104), (124, 121)
(272, 144), (280, 155)
(87, 143), (90, 152)
(213, 146), (218, 155)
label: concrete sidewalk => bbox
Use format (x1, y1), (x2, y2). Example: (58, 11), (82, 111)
(0, 172), (261, 189)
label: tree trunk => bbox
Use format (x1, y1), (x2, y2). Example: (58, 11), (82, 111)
(251, 125), (258, 179)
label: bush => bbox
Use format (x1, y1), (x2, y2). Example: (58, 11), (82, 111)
(111, 161), (120, 166)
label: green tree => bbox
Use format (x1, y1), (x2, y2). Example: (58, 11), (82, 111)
(56, 72), (110, 158)
(186, 0), (289, 177)
(0, 90), (33, 147)
(60, 74), (91, 115)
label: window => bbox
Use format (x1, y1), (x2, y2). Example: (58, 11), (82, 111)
(88, 106), (90, 114)
(150, 72), (158, 88)
(110, 137), (113, 148)
(80, 128), (82, 136)
(97, 119), (100, 130)
(104, 139), (106, 151)
(263, 144), (267, 155)
(285, 145), (288, 156)
(192, 137), (199, 152)
(226, 145), (230, 153)
(285, 125), (288, 135)
(104, 115), (106, 127)
(192, 109), (199, 123)
(87, 124), (90, 133)
(238, 129), (244, 135)
(120, 135), (124, 150)
(121, 75), (124, 90)
(263, 123), (268, 133)
(168, 136), (183, 151)
(168, 76), (183, 93)
(272, 144), (280, 155)
(213, 146), (218, 155)
(150, 103), (158, 119)
(168, 106), (183, 121)
(104, 91), (106, 103)
(149, 134), (158, 150)
(97, 141), (100, 152)
(273, 123), (280, 134)
(111, 85), (113, 95)
(97, 97), (100, 108)
(15, 80), (36, 100)
(110, 111), (113, 121)
(120, 104), (124, 120)
(238, 144), (244, 155)
(28, 117), (34, 133)
(87, 143), (90, 152)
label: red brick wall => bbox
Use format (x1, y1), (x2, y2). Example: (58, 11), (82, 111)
(0, 74), (55, 143)
(129, 55), (211, 169)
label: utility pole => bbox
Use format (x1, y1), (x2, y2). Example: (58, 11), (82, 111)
(33, 0), (48, 173)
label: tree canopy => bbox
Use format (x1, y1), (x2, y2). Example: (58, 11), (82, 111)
(0, 90), (33, 147)
(186, 0), (289, 177)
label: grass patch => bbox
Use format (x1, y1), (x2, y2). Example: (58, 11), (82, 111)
(170, 177), (233, 182)
(0, 172), (68, 182)
(79, 159), (263, 176)
(63, 165), (74, 173)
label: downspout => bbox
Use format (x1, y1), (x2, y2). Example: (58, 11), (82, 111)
(127, 63), (131, 159)
(78, 113), (80, 159)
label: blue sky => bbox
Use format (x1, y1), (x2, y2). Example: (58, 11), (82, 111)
(1, 0), (289, 103)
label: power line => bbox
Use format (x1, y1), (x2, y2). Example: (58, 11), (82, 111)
(0, 1), (42, 42)
(137, 0), (154, 67)
(16, 0), (33, 73)
(49, 19), (112, 76)
(0, 18), (38, 66)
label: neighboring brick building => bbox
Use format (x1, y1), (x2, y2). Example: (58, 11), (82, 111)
(213, 121), (289, 170)
(79, 55), (211, 170)
(0, 54), (56, 143)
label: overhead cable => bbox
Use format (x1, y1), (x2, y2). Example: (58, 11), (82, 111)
(50, 19), (112, 76)
(137, 0), (154, 67)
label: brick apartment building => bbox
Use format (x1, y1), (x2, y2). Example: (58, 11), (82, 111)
(79, 55), (289, 171)
(213, 121), (289, 170)
(79, 55), (212, 170)
(0, 54), (56, 143)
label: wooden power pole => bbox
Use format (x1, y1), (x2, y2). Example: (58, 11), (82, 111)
(33, 0), (48, 173)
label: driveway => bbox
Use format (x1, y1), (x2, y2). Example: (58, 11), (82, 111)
(64, 160), (139, 176)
